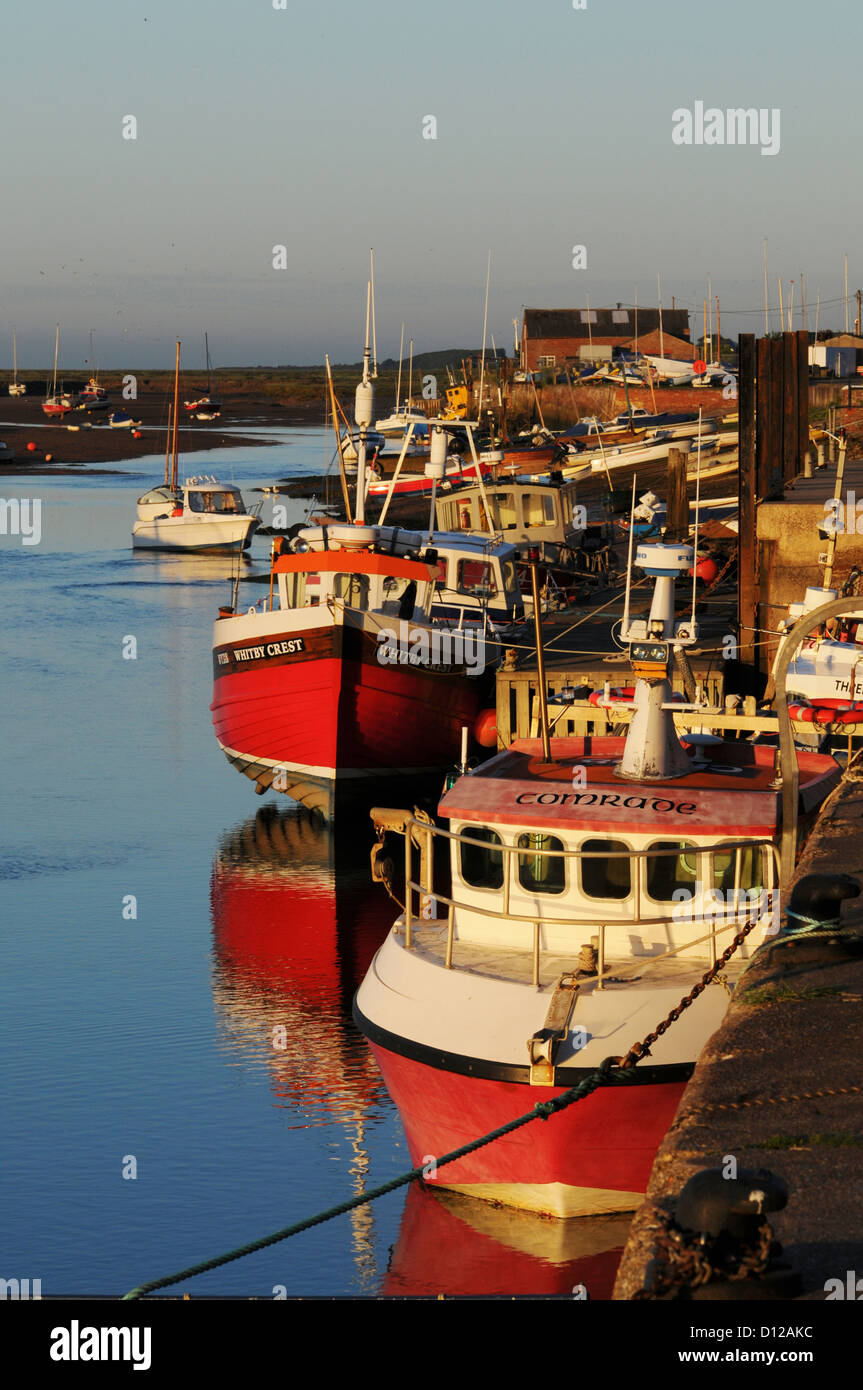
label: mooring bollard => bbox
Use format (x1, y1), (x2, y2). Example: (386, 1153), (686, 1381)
(636, 1167), (800, 1301)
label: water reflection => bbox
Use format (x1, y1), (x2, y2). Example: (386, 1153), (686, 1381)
(209, 804), (392, 1289)
(385, 1186), (630, 1299)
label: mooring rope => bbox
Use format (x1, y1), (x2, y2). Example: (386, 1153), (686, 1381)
(123, 1055), (640, 1300)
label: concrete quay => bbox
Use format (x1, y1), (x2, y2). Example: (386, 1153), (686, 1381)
(613, 760), (863, 1300)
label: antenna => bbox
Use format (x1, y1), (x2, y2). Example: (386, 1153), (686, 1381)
(621, 475), (637, 640)
(690, 408), (702, 627)
(370, 248), (378, 377)
(477, 250), (491, 422)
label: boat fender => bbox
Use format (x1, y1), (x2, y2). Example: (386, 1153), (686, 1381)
(473, 707), (498, 748)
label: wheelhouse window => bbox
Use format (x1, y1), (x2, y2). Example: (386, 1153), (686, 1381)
(522, 491), (557, 527)
(581, 838), (630, 899)
(646, 841), (699, 902)
(333, 572), (370, 610)
(501, 558), (518, 595)
(460, 826), (503, 890)
(379, 573), (419, 617)
(518, 833), (565, 894)
(489, 492), (518, 530)
(712, 843), (764, 893)
(457, 560), (497, 597)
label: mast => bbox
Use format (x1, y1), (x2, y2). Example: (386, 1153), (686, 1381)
(52, 323), (59, 396)
(164, 403), (173, 487)
(354, 281), (374, 526)
(407, 338), (414, 409)
(369, 249), (378, 378)
(477, 250), (491, 425)
(326, 354), (352, 521)
(171, 341), (181, 492)
(395, 322), (405, 415)
(12, 327), (17, 385)
(657, 274), (664, 359)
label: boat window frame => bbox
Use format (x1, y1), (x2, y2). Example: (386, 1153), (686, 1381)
(579, 836), (633, 901)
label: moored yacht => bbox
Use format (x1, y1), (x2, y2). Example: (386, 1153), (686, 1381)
(354, 540), (840, 1218)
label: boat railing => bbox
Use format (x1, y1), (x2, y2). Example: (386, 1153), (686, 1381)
(372, 811), (781, 989)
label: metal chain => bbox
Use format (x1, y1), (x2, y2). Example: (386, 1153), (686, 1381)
(617, 916), (761, 1069)
(635, 1213), (772, 1300)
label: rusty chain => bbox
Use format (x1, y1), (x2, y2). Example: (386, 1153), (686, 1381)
(634, 1212), (773, 1300)
(616, 914), (762, 1069)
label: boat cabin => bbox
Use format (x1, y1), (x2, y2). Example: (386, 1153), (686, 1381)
(377, 733), (837, 983)
(136, 477), (254, 523)
(273, 546), (437, 624)
(435, 479), (585, 558)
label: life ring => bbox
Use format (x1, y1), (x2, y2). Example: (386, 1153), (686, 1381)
(789, 700), (863, 725)
(589, 686), (636, 706)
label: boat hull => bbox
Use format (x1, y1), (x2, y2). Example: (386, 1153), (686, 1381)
(211, 617), (485, 814)
(132, 516), (258, 551)
(361, 1030), (688, 1218)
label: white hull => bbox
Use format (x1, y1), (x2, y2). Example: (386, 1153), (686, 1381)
(132, 515), (258, 551)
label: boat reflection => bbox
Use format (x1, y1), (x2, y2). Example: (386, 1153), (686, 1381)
(385, 1185), (630, 1299)
(209, 804), (393, 1290)
(209, 803), (389, 1117)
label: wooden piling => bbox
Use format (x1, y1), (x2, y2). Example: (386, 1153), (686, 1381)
(665, 448), (688, 540)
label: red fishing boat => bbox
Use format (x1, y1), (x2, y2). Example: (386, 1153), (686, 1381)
(354, 541), (840, 1218)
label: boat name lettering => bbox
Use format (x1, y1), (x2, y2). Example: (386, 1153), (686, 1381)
(514, 792), (696, 814)
(232, 639), (306, 661)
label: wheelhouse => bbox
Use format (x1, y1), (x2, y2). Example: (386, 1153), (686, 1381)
(435, 480), (585, 552)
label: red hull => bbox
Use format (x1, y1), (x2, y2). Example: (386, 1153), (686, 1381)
(211, 623), (483, 781)
(369, 1041), (686, 1213)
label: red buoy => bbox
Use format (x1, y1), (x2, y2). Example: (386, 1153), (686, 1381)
(26, 441), (37, 452)
(474, 707), (497, 748)
(132, 430), (142, 439)
(694, 557), (719, 583)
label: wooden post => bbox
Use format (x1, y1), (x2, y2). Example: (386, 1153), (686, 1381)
(782, 332), (797, 484)
(665, 448), (688, 540)
(796, 328), (809, 476)
(738, 334), (757, 670)
(766, 337), (785, 498)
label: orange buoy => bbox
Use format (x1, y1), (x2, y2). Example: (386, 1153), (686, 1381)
(694, 557), (719, 583)
(45, 452), (53, 462)
(474, 707), (498, 747)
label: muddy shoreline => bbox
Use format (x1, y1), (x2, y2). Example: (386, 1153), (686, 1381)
(0, 394), (324, 473)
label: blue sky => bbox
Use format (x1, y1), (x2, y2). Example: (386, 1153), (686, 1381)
(2, 0), (860, 367)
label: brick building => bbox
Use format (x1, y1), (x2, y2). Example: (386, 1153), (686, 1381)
(521, 306), (692, 369)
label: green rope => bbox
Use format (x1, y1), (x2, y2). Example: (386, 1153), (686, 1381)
(123, 1054), (635, 1299)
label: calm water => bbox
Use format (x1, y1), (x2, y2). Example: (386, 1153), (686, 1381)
(1, 428), (628, 1297)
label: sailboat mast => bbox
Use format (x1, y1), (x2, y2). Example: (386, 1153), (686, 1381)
(164, 403), (173, 487)
(52, 324), (59, 394)
(171, 341), (181, 491)
(12, 327), (17, 385)
(205, 331), (211, 391)
(395, 322), (405, 415)
(478, 250), (491, 424)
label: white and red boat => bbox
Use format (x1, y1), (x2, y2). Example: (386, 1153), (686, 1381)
(354, 541), (840, 1218)
(210, 525), (490, 818)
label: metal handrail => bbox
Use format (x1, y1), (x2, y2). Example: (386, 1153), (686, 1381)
(388, 813), (780, 989)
